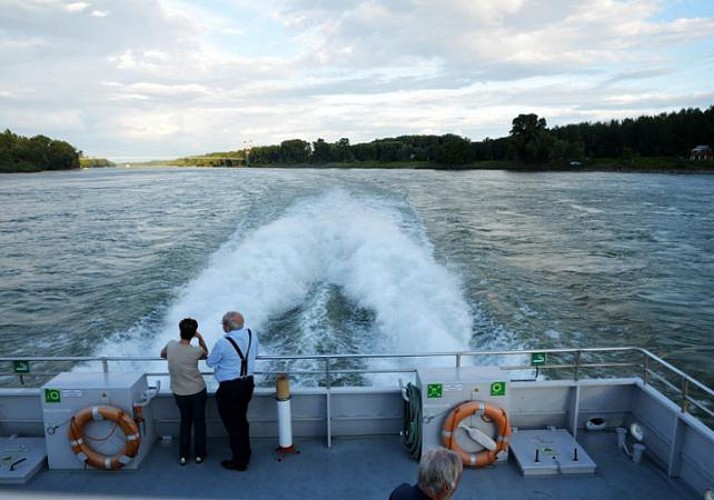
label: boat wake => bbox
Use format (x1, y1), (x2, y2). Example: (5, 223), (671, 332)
(90, 189), (473, 384)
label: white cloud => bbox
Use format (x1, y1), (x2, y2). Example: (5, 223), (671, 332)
(0, 0), (712, 158)
(1, 108), (86, 131)
(65, 2), (90, 13)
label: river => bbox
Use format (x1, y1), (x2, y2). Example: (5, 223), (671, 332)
(1, 167), (712, 387)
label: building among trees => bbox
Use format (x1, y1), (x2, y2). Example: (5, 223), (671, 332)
(690, 145), (713, 160)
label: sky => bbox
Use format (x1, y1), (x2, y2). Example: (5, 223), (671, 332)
(1, 0), (713, 161)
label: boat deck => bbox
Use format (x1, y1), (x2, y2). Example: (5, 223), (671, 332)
(1, 431), (699, 500)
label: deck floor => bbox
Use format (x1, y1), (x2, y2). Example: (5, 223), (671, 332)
(0, 431), (699, 500)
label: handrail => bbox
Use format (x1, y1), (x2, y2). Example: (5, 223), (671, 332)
(2, 346), (712, 390)
(2, 347), (712, 417)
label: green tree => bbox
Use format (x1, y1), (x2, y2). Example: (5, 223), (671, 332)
(509, 114), (551, 163)
(0, 129), (17, 169)
(335, 138), (354, 162)
(375, 140), (409, 161)
(45, 139), (79, 170)
(434, 134), (472, 165)
(280, 139), (310, 164)
(352, 142), (377, 161)
(0, 129), (80, 172)
(249, 145), (280, 164)
(311, 138), (333, 163)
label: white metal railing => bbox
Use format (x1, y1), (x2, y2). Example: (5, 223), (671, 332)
(2, 347), (713, 424)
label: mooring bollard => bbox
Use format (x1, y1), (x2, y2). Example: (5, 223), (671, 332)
(275, 374), (298, 460)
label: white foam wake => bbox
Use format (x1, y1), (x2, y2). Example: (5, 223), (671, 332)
(93, 189), (473, 375)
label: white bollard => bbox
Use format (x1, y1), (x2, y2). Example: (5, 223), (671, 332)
(277, 399), (293, 449)
(275, 374), (297, 457)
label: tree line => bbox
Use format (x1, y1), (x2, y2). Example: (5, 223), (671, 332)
(0, 129), (81, 173)
(79, 157), (115, 169)
(4, 105), (712, 172)
(193, 105), (712, 167)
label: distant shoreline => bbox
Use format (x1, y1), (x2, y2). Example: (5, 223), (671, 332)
(5, 159), (714, 174)
(149, 158), (714, 173)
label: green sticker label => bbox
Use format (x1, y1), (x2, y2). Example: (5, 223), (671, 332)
(12, 361), (30, 374)
(490, 381), (506, 396)
(426, 383), (443, 398)
(44, 389), (61, 404)
(531, 352), (547, 366)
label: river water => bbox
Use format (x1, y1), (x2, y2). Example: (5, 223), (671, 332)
(1, 167), (712, 387)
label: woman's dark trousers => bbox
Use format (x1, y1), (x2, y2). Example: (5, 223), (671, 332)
(174, 388), (207, 459)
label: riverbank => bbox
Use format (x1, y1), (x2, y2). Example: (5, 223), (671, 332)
(9, 156), (708, 173)
(244, 157), (714, 172)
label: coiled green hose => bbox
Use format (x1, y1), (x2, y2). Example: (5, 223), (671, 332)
(401, 383), (422, 460)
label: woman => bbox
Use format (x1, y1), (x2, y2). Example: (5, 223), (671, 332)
(160, 317), (208, 465)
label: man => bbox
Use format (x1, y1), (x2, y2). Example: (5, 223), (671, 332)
(389, 447), (463, 500)
(206, 311), (259, 471)
(160, 318), (208, 465)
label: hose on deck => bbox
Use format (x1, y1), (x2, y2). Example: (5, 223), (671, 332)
(401, 382), (422, 460)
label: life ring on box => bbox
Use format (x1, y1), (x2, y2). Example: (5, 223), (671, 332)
(68, 405), (141, 470)
(441, 400), (511, 467)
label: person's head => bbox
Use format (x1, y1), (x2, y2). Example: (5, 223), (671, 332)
(178, 318), (198, 340)
(417, 448), (463, 500)
(222, 311), (244, 332)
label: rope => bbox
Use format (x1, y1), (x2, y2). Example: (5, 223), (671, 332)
(402, 383), (422, 460)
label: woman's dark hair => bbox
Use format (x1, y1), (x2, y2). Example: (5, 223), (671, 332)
(178, 318), (198, 340)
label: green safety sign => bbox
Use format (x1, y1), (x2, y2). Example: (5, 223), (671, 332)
(44, 389), (61, 404)
(426, 383), (443, 398)
(531, 352), (547, 366)
(12, 361), (30, 374)
(490, 381), (506, 396)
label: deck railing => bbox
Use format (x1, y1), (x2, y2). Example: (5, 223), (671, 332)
(2, 347), (713, 425)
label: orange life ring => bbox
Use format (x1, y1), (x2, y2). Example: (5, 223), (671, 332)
(441, 400), (511, 467)
(68, 405), (141, 470)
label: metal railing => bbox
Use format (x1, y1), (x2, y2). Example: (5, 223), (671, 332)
(2, 347), (713, 424)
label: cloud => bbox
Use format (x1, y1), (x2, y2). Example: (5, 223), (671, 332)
(65, 2), (90, 13)
(0, 0), (712, 158)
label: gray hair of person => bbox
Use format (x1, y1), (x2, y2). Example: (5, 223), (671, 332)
(417, 448), (463, 495)
(222, 311), (244, 331)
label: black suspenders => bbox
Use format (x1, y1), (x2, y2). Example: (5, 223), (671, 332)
(225, 329), (252, 377)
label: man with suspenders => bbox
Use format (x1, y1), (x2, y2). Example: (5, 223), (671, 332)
(207, 311), (260, 471)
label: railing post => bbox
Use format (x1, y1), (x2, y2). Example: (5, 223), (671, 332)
(325, 357), (332, 448)
(643, 353), (649, 385)
(456, 353), (461, 368)
(574, 351), (581, 381)
(681, 378), (689, 413)
(101, 357), (109, 373)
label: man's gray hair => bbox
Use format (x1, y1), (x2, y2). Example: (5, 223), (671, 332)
(222, 311), (244, 331)
(417, 447), (463, 495)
